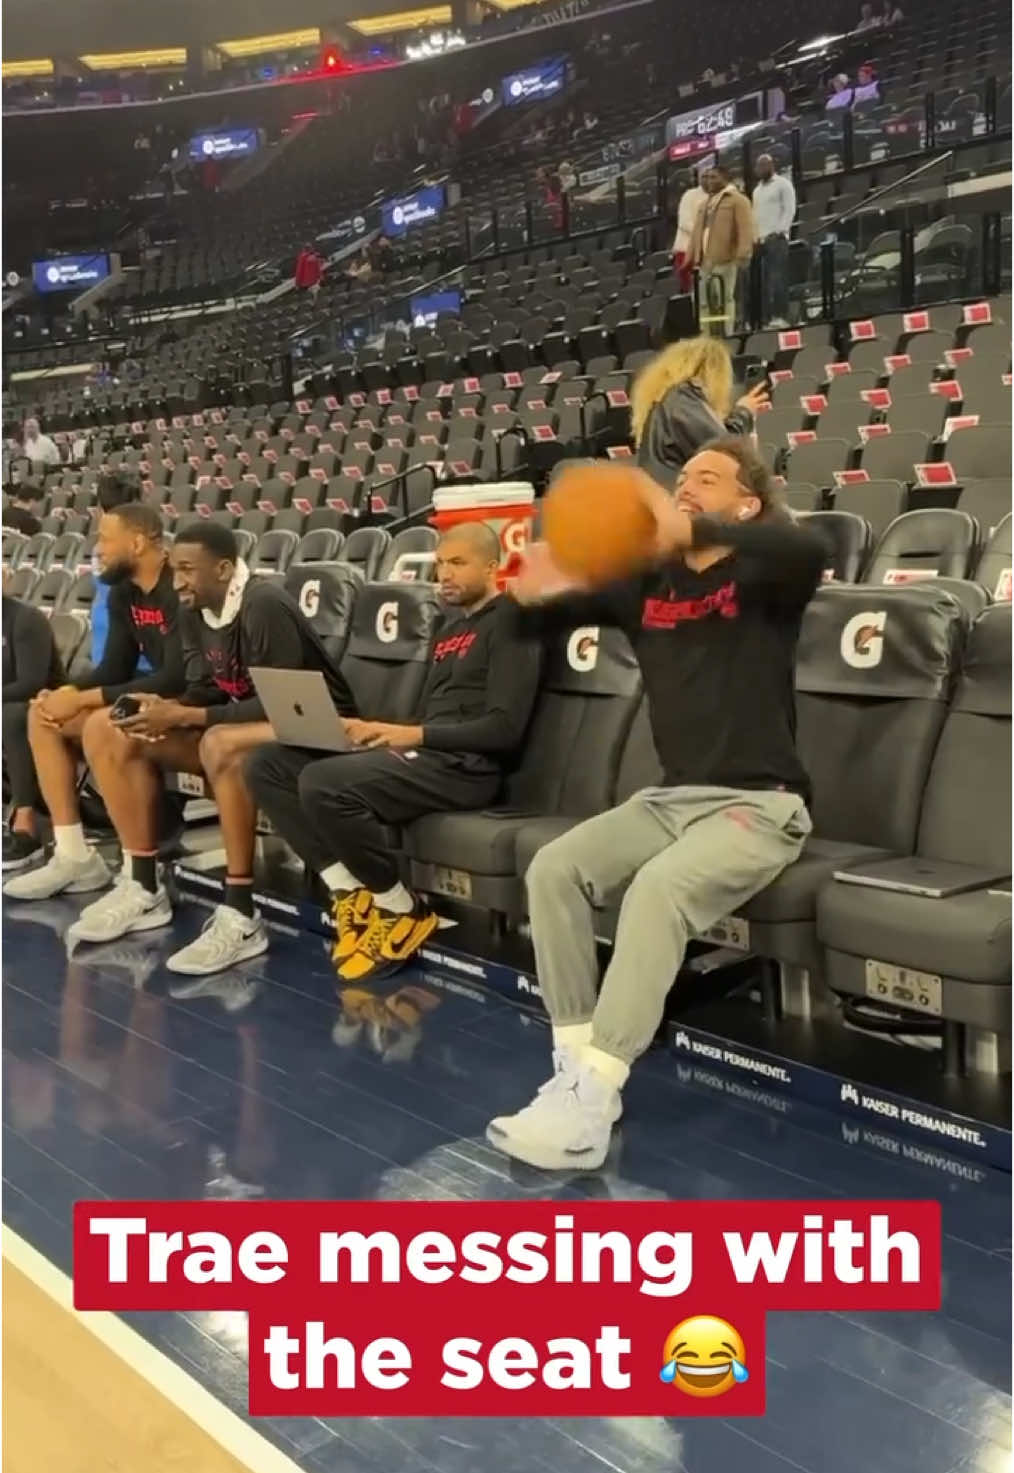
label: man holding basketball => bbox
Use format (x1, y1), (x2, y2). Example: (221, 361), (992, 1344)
(488, 438), (824, 1171)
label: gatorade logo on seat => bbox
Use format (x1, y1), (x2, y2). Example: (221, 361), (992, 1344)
(298, 579), (321, 618)
(502, 520), (529, 555)
(841, 611), (887, 669)
(376, 601), (400, 642)
(566, 626), (600, 672)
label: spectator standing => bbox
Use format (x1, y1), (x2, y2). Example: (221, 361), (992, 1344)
(853, 63), (881, 104)
(751, 154), (797, 328)
(631, 335), (767, 489)
(293, 243), (324, 299)
(22, 419), (60, 471)
(689, 166), (754, 336)
(672, 175), (707, 293)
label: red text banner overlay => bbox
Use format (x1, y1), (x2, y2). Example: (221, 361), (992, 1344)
(74, 1199), (941, 1417)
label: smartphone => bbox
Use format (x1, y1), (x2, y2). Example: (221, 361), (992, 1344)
(744, 361), (771, 391)
(110, 694), (142, 722)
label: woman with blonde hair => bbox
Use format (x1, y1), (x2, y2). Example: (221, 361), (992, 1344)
(630, 335), (768, 489)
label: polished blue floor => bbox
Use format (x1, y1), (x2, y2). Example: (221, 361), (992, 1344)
(3, 895), (1011, 1473)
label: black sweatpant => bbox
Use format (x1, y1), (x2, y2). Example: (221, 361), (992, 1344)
(245, 743), (502, 892)
(2, 701), (38, 811)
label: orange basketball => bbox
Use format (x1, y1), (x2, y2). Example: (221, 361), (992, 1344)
(541, 463), (658, 584)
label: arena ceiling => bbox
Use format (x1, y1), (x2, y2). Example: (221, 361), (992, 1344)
(3, 0), (472, 62)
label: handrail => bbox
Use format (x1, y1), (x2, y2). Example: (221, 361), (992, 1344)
(813, 151), (955, 234)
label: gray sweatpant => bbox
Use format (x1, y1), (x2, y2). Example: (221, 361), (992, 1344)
(525, 786), (812, 1065)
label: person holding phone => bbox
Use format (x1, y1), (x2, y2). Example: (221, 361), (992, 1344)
(63, 520), (356, 979)
(4, 501), (184, 903)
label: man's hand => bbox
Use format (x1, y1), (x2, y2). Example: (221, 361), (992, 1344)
(736, 382), (770, 416)
(34, 686), (84, 727)
(117, 697), (196, 741)
(633, 471), (695, 558)
(346, 720), (424, 750)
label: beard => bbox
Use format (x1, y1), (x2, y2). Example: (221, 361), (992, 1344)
(99, 559), (133, 585)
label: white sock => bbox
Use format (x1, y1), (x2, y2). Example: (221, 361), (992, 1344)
(372, 882), (415, 915)
(53, 824), (90, 863)
(584, 1045), (630, 1092)
(320, 861), (362, 893)
(553, 1022), (593, 1054)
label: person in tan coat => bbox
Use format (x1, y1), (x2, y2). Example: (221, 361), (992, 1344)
(689, 165), (755, 335)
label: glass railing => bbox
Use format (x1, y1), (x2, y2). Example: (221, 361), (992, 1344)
(785, 149), (1010, 325)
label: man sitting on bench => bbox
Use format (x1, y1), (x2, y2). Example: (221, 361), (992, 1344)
(65, 520), (356, 976)
(4, 501), (184, 901)
(246, 522), (542, 984)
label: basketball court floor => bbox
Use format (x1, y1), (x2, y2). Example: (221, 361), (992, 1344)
(3, 895), (1011, 1473)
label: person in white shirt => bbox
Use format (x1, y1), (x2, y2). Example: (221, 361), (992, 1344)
(22, 418), (60, 470)
(751, 155), (797, 328)
(856, 2), (883, 29)
(672, 176), (707, 293)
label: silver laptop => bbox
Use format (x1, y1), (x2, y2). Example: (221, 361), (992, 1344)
(833, 858), (1011, 899)
(250, 668), (352, 752)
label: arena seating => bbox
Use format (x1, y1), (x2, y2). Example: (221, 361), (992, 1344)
(3, 0), (1011, 1113)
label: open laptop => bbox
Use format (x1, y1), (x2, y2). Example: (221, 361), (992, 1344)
(833, 858), (1011, 899)
(249, 668), (352, 752)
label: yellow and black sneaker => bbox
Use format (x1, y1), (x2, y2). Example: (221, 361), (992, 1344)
(337, 902), (439, 983)
(330, 888), (376, 967)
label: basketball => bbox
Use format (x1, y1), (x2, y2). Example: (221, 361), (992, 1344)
(541, 463), (659, 584)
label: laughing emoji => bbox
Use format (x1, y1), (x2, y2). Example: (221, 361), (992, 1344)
(660, 1316), (748, 1398)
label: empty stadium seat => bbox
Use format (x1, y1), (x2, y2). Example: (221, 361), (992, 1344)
(406, 626), (642, 915)
(380, 527), (439, 581)
(818, 604), (1012, 1029)
(832, 480), (908, 539)
(974, 514), (1012, 601)
(727, 583), (968, 974)
(341, 526), (391, 580)
(864, 508), (978, 583)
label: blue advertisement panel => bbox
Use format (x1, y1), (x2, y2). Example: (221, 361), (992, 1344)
(381, 185), (446, 236)
(187, 128), (261, 162)
(501, 55), (567, 106)
(410, 287), (462, 328)
(32, 255), (111, 294)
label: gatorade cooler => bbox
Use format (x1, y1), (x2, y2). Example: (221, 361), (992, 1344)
(430, 482), (536, 590)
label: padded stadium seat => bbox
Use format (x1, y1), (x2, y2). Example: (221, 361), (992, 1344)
(17, 532), (56, 574)
(858, 429), (931, 484)
(250, 529), (299, 577)
(7, 566), (40, 603)
(802, 510), (871, 581)
(380, 527), (439, 581)
(974, 514), (1012, 601)
(832, 480), (908, 540)
(784, 438), (852, 489)
(341, 527), (390, 580)
(943, 423), (1011, 483)
(283, 561), (363, 664)
(729, 584), (967, 973)
(341, 582), (441, 721)
(294, 528), (344, 564)
(818, 605), (1012, 1029)
(49, 610), (89, 671)
(406, 626), (642, 915)
(32, 567), (73, 614)
(958, 480), (1012, 539)
(864, 508), (978, 583)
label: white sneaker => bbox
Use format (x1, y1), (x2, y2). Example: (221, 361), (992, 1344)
(166, 905), (268, 977)
(4, 848), (112, 901)
(487, 1062), (621, 1172)
(69, 875), (172, 944)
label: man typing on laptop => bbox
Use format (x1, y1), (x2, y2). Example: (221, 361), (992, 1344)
(246, 522), (542, 983)
(70, 520), (356, 976)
